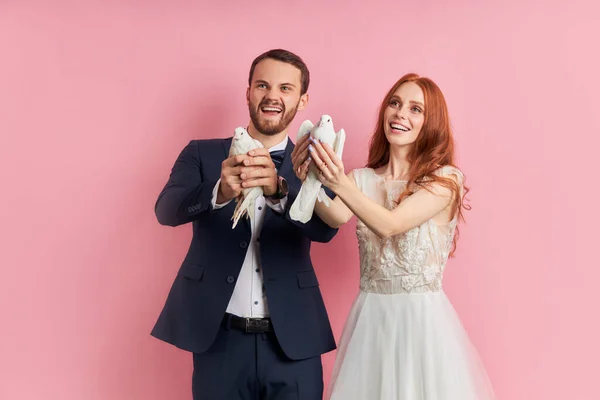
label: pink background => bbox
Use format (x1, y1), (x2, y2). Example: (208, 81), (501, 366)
(1, 1), (599, 399)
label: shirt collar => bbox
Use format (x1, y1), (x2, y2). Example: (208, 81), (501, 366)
(267, 136), (288, 152)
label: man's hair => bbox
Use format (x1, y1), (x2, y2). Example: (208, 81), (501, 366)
(248, 49), (310, 95)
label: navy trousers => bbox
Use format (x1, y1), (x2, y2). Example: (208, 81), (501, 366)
(192, 315), (324, 400)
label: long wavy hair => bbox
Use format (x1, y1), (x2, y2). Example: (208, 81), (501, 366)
(366, 73), (470, 255)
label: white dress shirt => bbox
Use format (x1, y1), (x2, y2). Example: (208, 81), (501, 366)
(210, 136), (289, 318)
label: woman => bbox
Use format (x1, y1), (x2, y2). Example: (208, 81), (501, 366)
(296, 73), (495, 399)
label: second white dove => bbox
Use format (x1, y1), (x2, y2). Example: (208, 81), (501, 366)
(289, 115), (346, 223)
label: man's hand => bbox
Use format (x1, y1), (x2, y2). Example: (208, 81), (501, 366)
(291, 134), (311, 181)
(240, 148), (278, 196)
(217, 154), (259, 203)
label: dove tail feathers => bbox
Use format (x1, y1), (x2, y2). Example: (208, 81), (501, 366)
(317, 188), (332, 207)
(289, 173), (322, 223)
(231, 188), (261, 229)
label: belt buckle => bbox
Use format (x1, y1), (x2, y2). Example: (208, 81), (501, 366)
(245, 318), (268, 333)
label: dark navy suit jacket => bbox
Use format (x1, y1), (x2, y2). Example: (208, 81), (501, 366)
(151, 138), (338, 360)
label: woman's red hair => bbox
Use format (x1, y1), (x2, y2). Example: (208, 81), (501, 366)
(367, 73), (470, 255)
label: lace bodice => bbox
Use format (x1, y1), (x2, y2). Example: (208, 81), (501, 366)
(354, 167), (463, 294)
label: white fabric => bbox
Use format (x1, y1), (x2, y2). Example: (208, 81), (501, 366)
(328, 167), (495, 400)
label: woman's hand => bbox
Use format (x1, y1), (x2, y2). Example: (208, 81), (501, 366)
(308, 137), (350, 193)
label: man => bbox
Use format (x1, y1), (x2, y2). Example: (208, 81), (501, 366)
(151, 49), (337, 400)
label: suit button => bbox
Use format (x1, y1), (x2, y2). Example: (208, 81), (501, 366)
(226, 276), (235, 284)
(197, 203), (202, 209)
(188, 207), (193, 212)
(240, 241), (248, 248)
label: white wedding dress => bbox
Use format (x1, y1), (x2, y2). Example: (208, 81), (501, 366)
(327, 167), (495, 400)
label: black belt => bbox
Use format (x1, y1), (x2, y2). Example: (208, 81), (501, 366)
(223, 313), (273, 333)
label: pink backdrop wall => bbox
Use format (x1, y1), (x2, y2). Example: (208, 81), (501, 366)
(1, 1), (599, 399)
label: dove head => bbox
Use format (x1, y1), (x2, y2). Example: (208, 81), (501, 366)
(233, 127), (247, 141)
(318, 115), (333, 129)
(231, 127), (263, 157)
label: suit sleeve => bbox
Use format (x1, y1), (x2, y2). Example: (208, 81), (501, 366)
(155, 140), (219, 227)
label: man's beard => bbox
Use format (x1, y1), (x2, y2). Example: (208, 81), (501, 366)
(249, 99), (299, 136)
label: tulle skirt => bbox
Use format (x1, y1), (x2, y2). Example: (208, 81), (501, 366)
(327, 291), (495, 400)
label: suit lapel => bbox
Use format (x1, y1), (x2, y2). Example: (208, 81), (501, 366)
(277, 140), (295, 181)
(221, 137), (233, 159)
(263, 140), (295, 228)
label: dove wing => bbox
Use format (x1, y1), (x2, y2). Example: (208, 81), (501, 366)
(297, 120), (314, 140)
(333, 128), (346, 160)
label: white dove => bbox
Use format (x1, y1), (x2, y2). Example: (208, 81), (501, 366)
(229, 127), (264, 229)
(289, 115), (346, 223)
